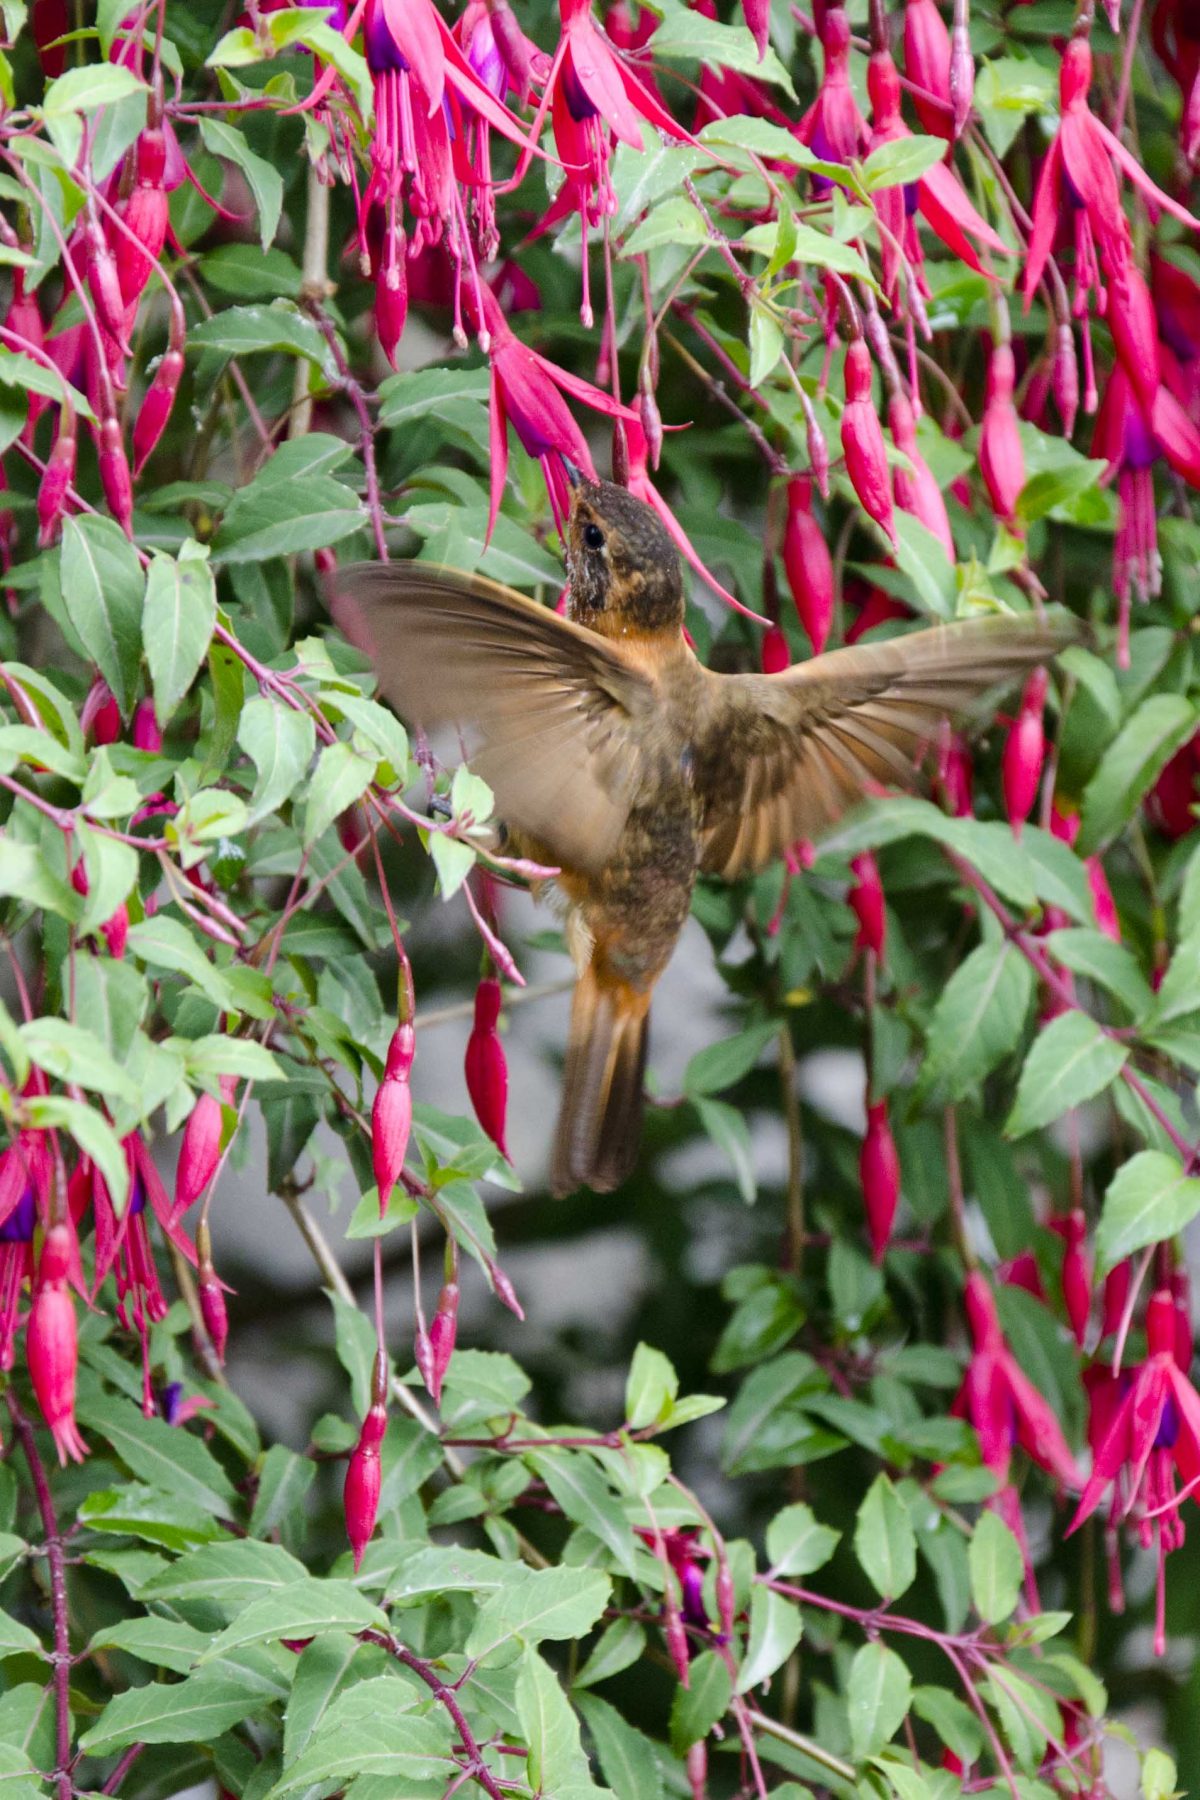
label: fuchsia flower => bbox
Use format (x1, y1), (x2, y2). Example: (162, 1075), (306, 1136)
(848, 852), (886, 961)
(176, 1076), (236, 1214)
(955, 1271), (1080, 1487)
(1050, 1210), (1092, 1348)
(781, 475), (834, 654)
(866, 47), (1008, 309)
(761, 623), (789, 673)
(345, 1351), (388, 1569)
(466, 283), (633, 536)
(27, 1224), (88, 1465)
(114, 124), (169, 308)
(521, 0), (695, 324)
(1146, 734), (1200, 839)
(1050, 804), (1120, 942)
(1091, 360), (1200, 667)
(454, 1), (549, 261)
(420, 1254), (460, 1405)
(979, 342), (1025, 531)
(0, 1169), (41, 1372)
(373, 1021), (415, 1212)
(37, 408), (76, 547)
(902, 0), (951, 138)
(841, 337), (897, 543)
(1069, 1289), (1200, 1654)
(196, 1220), (229, 1365)
(860, 1095), (900, 1262)
(1001, 667), (1048, 837)
(1023, 34), (1200, 319)
(887, 388), (954, 561)
(797, 4), (866, 174)
(465, 976), (509, 1158)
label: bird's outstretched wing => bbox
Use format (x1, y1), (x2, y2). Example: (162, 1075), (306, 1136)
(693, 613), (1077, 879)
(331, 561), (657, 874)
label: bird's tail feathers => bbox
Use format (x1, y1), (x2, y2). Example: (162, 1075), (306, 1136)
(550, 967), (649, 1197)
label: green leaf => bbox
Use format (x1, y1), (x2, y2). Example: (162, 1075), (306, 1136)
(429, 831), (476, 901)
(1096, 1151), (1200, 1273)
(668, 1649), (732, 1756)
(572, 1618), (646, 1691)
(515, 1648), (590, 1792)
(684, 1019), (778, 1098)
(968, 1511), (1023, 1624)
(525, 1452), (639, 1578)
(198, 118), (283, 249)
(87, 1615), (210, 1674)
(736, 1585), (803, 1693)
(190, 303), (336, 377)
(79, 1668), (273, 1755)
(302, 741), (376, 848)
(695, 1095), (756, 1203)
(179, 1033), (282, 1083)
(625, 1343), (679, 1429)
(377, 364), (490, 430)
(1142, 1748), (1180, 1800)
(59, 516), (144, 716)
(215, 473), (364, 563)
(19, 1017), (139, 1105)
(1079, 694), (1197, 854)
(42, 62), (144, 115)
(466, 1566), (612, 1662)
(199, 1578), (383, 1659)
(143, 542), (217, 725)
(847, 1642), (912, 1761)
(0, 1608), (41, 1656)
(140, 1538), (307, 1611)
(25, 1095), (128, 1212)
(1005, 1012), (1128, 1136)
(622, 194), (708, 257)
(922, 937), (1033, 1102)
(862, 135), (947, 190)
(125, 916), (275, 1020)
(911, 1685), (984, 1764)
(79, 1483), (222, 1551)
(282, 1632), (360, 1759)
(765, 1502), (840, 1577)
(854, 1474), (916, 1601)
(577, 1692), (663, 1800)
(237, 696), (315, 827)
(748, 304), (784, 387)
(268, 1709), (452, 1799)
(1046, 928), (1153, 1019)
(75, 1391), (238, 1518)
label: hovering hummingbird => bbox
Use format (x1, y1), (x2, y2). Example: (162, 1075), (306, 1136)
(334, 474), (1072, 1198)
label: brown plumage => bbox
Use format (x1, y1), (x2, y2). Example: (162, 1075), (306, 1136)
(333, 476), (1075, 1197)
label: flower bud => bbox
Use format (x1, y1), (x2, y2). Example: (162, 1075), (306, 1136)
(101, 901), (129, 960)
(664, 1599), (691, 1681)
(425, 1280), (459, 1404)
(848, 851), (886, 959)
(638, 383), (663, 471)
(934, 728), (973, 817)
(1184, 69), (1200, 168)
(177, 1091), (224, 1213)
(1173, 1269), (1193, 1371)
(82, 679), (121, 745)
(37, 413), (76, 547)
(1146, 1287), (1177, 1360)
(344, 1352), (388, 1570)
(948, 0), (973, 138)
(860, 1096), (900, 1263)
(132, 698), (163, 753)
(196, 1221), (228, 1364)
(464, 977), (509, 1158)
(1056, 1209), (1091, 1347)
(1052, 322), (1079, 439)
(88, 225), (131, 353)
(488, 0), (537, 102)
(375, 240), (408, 369)
(1001, 667), (1048, 837)
(761, 623), (790, 674)
(27, 1224), (87, 1465)
(979, 343), (1024, 529)
(781, 476), (835, 655)
(98, 413), (133, 535)
(741, 0), (769, 56)
(373, 1022), (415, 1211)
(888, 390), (954, 562)
(133, 347), (184, 476)
(841, 339), (897, 543)
(903, 0), (952, 139)
(1101, 1260), (1131, 1339)
(1088, 857), (1120, 942)
(118, 128), (168, 305)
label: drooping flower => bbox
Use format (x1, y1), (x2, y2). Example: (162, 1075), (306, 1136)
(979, 341), (1025, 531)
(1146, 733), (1200, 839)
(0, 1179), (37, 1373)
(27, 1224), (88, 1465)
(373, 1020), (415, 1212)
(114, 123), (169, 307)
(345, 1350), (388, 1569)
(465, 976), (510, 1158)
(841, 336), (897, 543)
(37, 406), (76, 548)
(781, 475), (835, 654)
(1050, 804), (1120, 942)
(955, 1270), (1080, 1487)
(848, 851), (886, 961)
(425, 1260), (459, 1405)
(887, 387), (954, 561)
(797, 3), (867, 176)
(1049, 1209), (1092, 1347)
(1001, 667), (1048, 837)
(1068, 1288), (1200, 1654)
(902, 0), (952, 138)
(860, 1093), (900, 1262)
(196, 1219), (229, 1365)
(175, 1076), (236, 1215)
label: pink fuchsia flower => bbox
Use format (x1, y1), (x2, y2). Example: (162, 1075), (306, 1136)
(175, 1076), (236, 1215)
(955, 1270), (1080, 1487)
(27, 1224), (88, 1465)
(114, 125), (169, 308)
(841, 336), (897, 543)
(761, 623), (789, 673)
(1001, 666), (1048, 838)
(519, 0), (696, 325)
(1068, 1288), (1200, 1654)
(1145, 734), (1200, 839)
(848, 851), (886, 961)
(465, 282), (633, 537)
(0, 1179), (36, 1373)
(465, 976), (509, 1158)
(1049, 803), (1120, 943)
(887, 387), (954, 562)
(196, 1220), (229, 1365)
(860, 1094), (900, 1262)
(1049, 1209), (1092, 1347)
(133, 296), (186, 476)
(373, 1021), (415, 1214)
(797, 3), (866, 177)
(1091, 359), (1200, 668)
(999, 1249), (1046, 1303)
(781, 475), (834, 654)
(866, 47), (1009, 307)
(454, 1), (549, 261)
(345, 1351), (388, 1569)
(1022, 33), (1200, 317)
(424, 1266), (459, 1405)
(37, 407), (76, 547)
(902, 0), (952, 138)
(979, 341), (1025, 532)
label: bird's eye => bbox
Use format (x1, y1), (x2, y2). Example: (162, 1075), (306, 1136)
(582, 522), (605, 551)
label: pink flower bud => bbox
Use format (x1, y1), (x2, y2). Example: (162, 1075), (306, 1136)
(638, 384), (663, 471)
(132, 698), (163, 753)
(1001, 667), (1048, 836)
(979, 344), (1025, 529)
(761, 623), (790, 673)
(781, 476), (835, 655)
(1056, 1209), (1091, 1346)
(935, 729), (974, 817)
(82, 679), (121, 745)
(98, 414), (133, 535)
(196, 1222), (229, 1364)
(1088, 856), (1120, 941)
(841, 339), (897, 543)
(118, 129), (168, 305)
(373, 1023), (415, 1211)
(715, 1559), (735, 1641)
(27, 1224), (87, 1465)
(465, 977), (509, 1157)
(1052, 322), (1079, 439)
(177, 1091), (224, 1212)
(425, 1280), (459, 1404)
(88, 226), (131, 353)
(903, 0), (952, 138)
(485, 1256), (524, 1318)
(1101, 1260), (1131, 1339)
(741, 0), (769, 56)
(344, 1353), (388, 1570)
(888, 390), (954, 562)
(948, 0), (973, 138)
(101, 901), (129, 960)
(1173, 1270), (1193, 1370)
(375, 238), (408, 369)
(665, 1600), (690, 1682)
(848, 851), (886, 959)
(860, 1096), (900, 1263)
(37, 415), (76, 547)
(488, 0), (538, 102)
(133, 347), (184, 476)
(1146, 1287), (1177, 1360)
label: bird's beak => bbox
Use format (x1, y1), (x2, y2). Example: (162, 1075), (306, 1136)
(562, 456), (584, 490)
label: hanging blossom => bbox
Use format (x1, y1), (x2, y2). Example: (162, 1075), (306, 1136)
(357, 0), (540, 360)
(954, 1272), (1080, 1488)
(519, 0), (697, 326)
(1069, 1288), (1200, 1655)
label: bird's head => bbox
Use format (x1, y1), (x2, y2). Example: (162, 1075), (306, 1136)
(565, 472), (685, 638)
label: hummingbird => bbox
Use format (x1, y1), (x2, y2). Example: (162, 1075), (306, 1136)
(334, 475), (1073, 1198)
